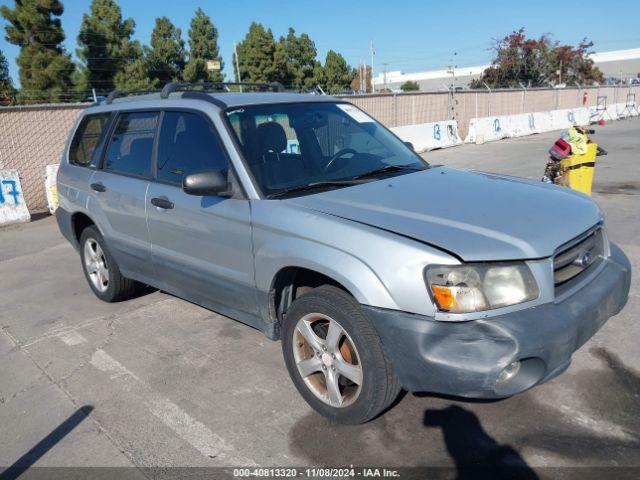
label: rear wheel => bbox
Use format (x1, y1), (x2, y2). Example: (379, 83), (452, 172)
(282, 285), (401, 424)
(79, 226), (140, 302)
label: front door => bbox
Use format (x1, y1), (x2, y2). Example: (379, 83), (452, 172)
(146, 110), (258, 325)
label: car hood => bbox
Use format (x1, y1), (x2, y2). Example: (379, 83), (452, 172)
(286, 167), (601, 261)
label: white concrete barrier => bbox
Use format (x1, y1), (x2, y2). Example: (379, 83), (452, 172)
(466, 107), (594, 144)
(0, 170), (30, 225)
(391, 120), (462, 152)
(464, 116), (509, 144)
(531, 111), (553, 133)
(45, 164), (59, 214)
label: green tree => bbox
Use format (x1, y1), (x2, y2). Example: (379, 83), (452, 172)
(472, 28), (603, 88)
(146, 16), (186, 86)
(279, 28), (317, 90)
(76, 0), (138, 95)
(114, 40), (156, 91)
(317, 50), (353, 94)
(183, 8), (223, 83)
(400, 80), (419, 92)
(234, 22), (285, 84)
(0, 48), (16, 105)
(1, 0), (76, 103)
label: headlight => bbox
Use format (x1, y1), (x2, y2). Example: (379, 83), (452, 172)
(426, 263), (539, 314)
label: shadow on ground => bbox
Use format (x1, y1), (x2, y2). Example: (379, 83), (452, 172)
(0, 406), (94, 480)
(288, 347), (640, 475)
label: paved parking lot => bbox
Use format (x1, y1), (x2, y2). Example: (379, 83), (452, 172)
(1, 118), (638, 477)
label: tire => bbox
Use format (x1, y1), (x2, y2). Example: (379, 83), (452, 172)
(281, 285), (401, 424)
(79, 225), (140, 302)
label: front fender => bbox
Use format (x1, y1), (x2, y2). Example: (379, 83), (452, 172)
(254, 234), (398, 310)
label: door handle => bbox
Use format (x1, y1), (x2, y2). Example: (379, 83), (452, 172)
(151, 197), (174, 209)
(90, 182), (106, 192)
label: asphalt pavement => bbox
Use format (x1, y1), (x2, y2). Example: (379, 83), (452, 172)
(0, 118), (638, 478)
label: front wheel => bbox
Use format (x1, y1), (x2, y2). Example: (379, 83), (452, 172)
(281, 285), (401, 424)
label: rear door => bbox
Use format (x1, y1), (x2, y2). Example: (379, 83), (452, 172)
(146, 110), (258, 323)
(89, 110), (159, 279)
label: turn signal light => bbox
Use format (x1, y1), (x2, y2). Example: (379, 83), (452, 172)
(431, 285), (456, 310)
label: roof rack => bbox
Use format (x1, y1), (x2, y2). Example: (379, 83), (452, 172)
(105, 89), (159, 105)
(160, 81), (285, 99)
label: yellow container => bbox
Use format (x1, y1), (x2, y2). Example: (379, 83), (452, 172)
(556, 143), (597, 195)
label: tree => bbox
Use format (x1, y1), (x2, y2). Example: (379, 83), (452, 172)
(76, 0), (138, 95)
(146, 16), (186, 86)
(114, 41), (156, 91)
(234, 22), (285, 84)
(183, 8), (223, 83)
(1, 0), (76, 103)
(400, 80), (419, 92)
(317, 50), (354, 94)
(472, 28), (603, 88)
(0, 48), (16, 105)
(279, 28), (317, 90)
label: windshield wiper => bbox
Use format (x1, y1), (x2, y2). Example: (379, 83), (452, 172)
(351, 164), (424, 180)
(266, 180), (363, 199)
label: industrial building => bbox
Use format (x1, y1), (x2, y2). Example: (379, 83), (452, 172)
(373, 48), (640, 92)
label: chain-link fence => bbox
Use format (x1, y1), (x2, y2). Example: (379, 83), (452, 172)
(1, 85), (638, 212)
(339, 85), (640, 139)
(0, 104), (85, 212)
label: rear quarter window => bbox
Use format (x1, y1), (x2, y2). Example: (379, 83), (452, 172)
(69, 113), (111, 166)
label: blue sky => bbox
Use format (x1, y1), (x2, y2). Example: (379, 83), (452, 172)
(1, 0), (640, 85)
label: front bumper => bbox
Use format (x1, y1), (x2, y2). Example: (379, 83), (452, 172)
(365, 243), (631, 398)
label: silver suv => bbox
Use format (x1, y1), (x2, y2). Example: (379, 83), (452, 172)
(56, 83), (631, 424)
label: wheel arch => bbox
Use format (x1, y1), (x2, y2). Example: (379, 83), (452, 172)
(71, 211), (100, 245)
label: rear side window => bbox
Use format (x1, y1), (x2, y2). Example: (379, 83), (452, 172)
(69, 113), (111, 166)
(103, 111), (159, 177)
(156, 111), (229, 185)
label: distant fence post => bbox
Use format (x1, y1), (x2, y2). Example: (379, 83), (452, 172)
(411, 95), (416, 124)
(393, 93), (398, 127)
(519, 82), (526, 113)
(475, 92), (478, 119)
(483, 82), (491, 116)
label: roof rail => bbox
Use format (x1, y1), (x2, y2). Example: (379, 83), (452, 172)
(105, 89), (159, 105)
(160, 81), (285, 99)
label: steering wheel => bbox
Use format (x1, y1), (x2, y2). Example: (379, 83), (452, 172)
(323, 148), (358, 173)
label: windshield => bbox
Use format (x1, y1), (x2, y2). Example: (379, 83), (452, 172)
(225, 102), (428, 198)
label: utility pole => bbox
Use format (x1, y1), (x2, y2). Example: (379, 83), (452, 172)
(370, 40), (375, 93)
(233, 42), (242, 92)
(382, 63), (389, 91)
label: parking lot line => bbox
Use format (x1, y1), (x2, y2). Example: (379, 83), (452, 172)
(90, 348), (256, 466)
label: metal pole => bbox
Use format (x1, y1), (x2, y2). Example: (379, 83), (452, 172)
(370, 40), (375, 94)
(393, 93), (398, 127)
(483, 82), (491, 116)
(519, 82), (526, 113)
(233, 42), (242, 92)
(475, 92), (478, 119)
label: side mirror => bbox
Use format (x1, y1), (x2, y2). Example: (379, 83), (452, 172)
(182, 171), (232, 197)
(404, 141), (415, 151)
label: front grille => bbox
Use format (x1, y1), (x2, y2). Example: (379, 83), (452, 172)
(554, 227), (604, 292)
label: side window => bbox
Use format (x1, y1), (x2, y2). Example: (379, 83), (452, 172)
(69, 113), (111, 166)
(103, 111), (158, 177)
(156, 111), (229, 185)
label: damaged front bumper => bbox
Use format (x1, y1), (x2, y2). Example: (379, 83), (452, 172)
(364, 243), (631, 398)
